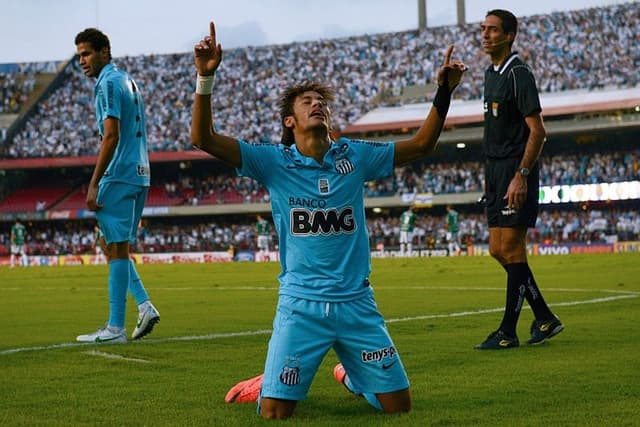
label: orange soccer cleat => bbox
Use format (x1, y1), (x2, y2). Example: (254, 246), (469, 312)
(333, 363), (347, 388)
(224, 373), (264, 403)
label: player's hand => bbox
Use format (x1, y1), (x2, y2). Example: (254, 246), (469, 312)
(85, 185), (102, 211)
(436, 45), (467, 92)
(98, 235), (111, 259)
(194, 21), (223, 76)
(504, 174), (527, 210)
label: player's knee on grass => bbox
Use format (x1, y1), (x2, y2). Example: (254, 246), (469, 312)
(259, 397), (296, 419)
(377, 388), (412, 413)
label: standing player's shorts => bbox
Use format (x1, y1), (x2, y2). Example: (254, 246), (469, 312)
(446, 231), (460, 244)
(96, 181), (148, 245)
(257, 235), (270, 251)
(260, 288), (410, 401)
(11, 244), (25, 255)
(399, 230), (413, 244)
(485, 157), (539, 228)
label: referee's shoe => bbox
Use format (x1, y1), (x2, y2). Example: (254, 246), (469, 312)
(527, 316), (564, 345)
(475, 330), (519, 350)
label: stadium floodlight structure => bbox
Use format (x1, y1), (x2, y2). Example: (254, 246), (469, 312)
(457, 0), (465, 25)
(418, 1), (467, 29)
(418, 0), (426, 29)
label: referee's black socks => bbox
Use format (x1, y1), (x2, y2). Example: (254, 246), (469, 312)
(499, 263), (555, 336)
(499, 263), (528, 336)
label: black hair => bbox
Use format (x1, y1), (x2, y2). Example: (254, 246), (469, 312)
(278, 81), (335, 146)
(75, 28), (112, 61)
(486, 9), (518, 38)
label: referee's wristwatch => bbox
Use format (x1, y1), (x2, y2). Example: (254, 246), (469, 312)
(518, 167), (530, 177)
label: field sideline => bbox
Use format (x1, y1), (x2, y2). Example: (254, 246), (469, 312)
(1, 253), (638, 426)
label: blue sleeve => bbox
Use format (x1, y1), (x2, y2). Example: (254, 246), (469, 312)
(236, 140), (280, 185)
(98, 77), (123, 121)
(344, 138), (395, 181)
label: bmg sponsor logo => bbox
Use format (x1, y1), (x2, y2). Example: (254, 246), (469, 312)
(291, 207), (356, 235)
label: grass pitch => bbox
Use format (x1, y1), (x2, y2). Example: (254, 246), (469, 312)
(1, 253), (638, 426)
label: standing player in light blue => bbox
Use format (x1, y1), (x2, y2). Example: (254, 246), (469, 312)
(75, 28), (159, 344)
(191, 21), (467, 419)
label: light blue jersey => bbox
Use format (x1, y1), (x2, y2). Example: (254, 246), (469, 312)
(238, 137), (394, 301)
(94, 63), (150, 187)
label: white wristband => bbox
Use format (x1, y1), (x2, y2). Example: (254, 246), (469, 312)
(195, 74), (214, 95)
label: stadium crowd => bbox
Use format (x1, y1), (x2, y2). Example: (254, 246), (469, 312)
(0, 147), (636, 213)
(158, 149), (638, 203)
(0, 72), (35, 115)
(1, 207), (638, 257)
(2, 1), (638, 157)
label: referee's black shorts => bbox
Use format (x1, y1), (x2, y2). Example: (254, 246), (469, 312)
(485, 157), (539, 228)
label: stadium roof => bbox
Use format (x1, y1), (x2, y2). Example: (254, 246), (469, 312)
(343, 86), (640, 134)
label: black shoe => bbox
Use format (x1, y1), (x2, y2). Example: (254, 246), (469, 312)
(527, 316), (564, 345)
(475, 330), (519, 350)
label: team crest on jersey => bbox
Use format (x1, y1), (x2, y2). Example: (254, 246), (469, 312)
(335, 158), (354, 175)
(334, 142), (355, 175)
(319, 178), (329, 194)
(492, 102), (499, 117)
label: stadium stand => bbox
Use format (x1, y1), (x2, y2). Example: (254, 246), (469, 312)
(0, 2), (638, 260)
(0, 184), (70, 213)
(1, 2), (638, 157)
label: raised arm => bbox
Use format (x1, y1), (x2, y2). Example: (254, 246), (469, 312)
(191, 21), (242, 168)
(394, 45), (467, 166)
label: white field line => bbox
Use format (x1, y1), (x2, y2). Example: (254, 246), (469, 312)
(1, 286), (638, 295)
(84, 350), (150, 363)
(386, 294), (638, 323)
(0, 294), (637, 357)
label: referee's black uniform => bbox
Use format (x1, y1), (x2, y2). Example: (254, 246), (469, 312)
(483, 52), (541, 228)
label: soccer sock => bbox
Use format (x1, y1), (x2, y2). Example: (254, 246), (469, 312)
(128, 260), (150, 306)
(523, 264), (554, 320)
(362, 393), (383, 412)
(107, 259), (130, 328)
(10, 254), (15, 267)
(342, 373), (383, 411)
(343, 374), (356, 393)
(498, 263), (528, 336)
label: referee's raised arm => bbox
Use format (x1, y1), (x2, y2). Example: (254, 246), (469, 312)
(191, 21), (242, 168)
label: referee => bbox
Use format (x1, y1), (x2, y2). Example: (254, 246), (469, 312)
(475, 9), (564, 350)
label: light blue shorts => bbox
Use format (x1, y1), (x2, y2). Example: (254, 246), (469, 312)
(96, 181), (148, 245)
(260, 290), (410, 401)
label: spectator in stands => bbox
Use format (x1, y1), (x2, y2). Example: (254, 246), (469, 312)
(475, 10), (563, 351)
(191, 21), (466, 419)
(74, 28), (160, 344)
